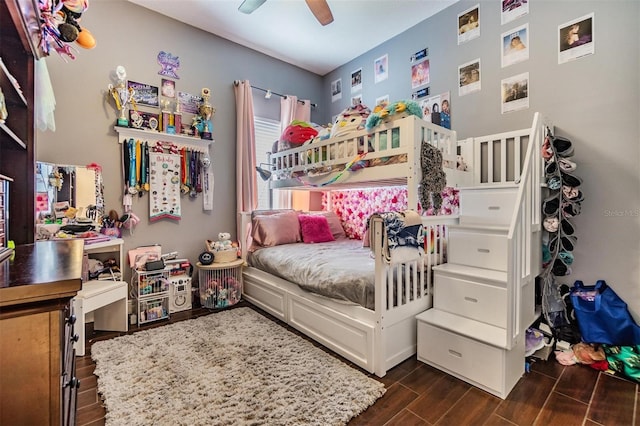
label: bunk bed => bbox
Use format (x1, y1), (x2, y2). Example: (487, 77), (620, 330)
(241, 114), (470, 377)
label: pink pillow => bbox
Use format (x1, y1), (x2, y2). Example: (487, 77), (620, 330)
(310, 211), (346, 240)
(299, 214), (335, 244)
(251, 211), (301, 249)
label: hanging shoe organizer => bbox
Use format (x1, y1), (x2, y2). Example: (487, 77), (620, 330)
(540, 133), (584, 333)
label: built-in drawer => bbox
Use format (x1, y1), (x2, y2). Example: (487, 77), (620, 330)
(417, 321), (504, 394)
(459, 188), (517, 227)
(448, 228), (508, 271)
(434, 272), (507, 328)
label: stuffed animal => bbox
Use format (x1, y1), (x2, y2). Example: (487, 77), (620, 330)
(277, 120), (318, 152)
(330, 103), (371, 139)
(419, 141), (447, 212)
(365, 99), (423, 132)
(213, 232), (233, 251)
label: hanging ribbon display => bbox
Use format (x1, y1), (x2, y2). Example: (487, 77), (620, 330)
(295, 153), (367, 187)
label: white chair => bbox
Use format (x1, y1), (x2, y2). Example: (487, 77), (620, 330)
(72, 280), (128, 356)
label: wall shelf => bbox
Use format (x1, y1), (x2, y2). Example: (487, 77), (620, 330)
(115, 126), (213, 152)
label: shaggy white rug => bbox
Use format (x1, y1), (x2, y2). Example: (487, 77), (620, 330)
(91, 307), (385, 426)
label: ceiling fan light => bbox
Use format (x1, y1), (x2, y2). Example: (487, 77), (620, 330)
(238, 0), (267, 14)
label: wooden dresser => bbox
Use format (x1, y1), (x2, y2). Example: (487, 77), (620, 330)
(0, 240), (83, 425)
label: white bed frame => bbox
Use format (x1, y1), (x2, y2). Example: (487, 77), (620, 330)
(240, 213), (458, 377)
(267, 114), (473, 211)
(241, 115), (472, 377)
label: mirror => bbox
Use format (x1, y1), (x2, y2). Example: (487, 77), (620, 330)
(35, 162), (105, 225)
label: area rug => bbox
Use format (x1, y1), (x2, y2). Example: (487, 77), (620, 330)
(91, 307), (385, 425)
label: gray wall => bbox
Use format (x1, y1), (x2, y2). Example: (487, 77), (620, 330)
(37, 0), (324, 276)
(324, 0), (640, 318)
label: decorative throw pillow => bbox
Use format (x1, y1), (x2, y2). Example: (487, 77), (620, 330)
(309, 211), (346, 240)
(251, 210), (301, 249)
(299, 214), (335, 244)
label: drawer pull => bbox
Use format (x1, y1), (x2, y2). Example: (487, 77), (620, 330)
(448, 349), (463, 358)
(477, 248), (490, 253)
(464, 296), (478, 303)
(488, 206), (500, 210)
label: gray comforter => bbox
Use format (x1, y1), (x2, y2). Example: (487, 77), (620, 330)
(248, 239), (375, 309)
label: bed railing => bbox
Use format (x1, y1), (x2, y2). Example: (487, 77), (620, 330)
(267, 116), (467, 197)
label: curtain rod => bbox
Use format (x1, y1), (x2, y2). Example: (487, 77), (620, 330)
(234, 80), (317, 108)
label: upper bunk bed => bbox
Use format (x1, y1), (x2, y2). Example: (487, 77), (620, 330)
(266, 103), (474, 210)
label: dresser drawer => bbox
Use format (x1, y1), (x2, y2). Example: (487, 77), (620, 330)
(448, 228), (508, 271)
(459, 188), (517, 227)
(417, 321), (504, 394)
(434, 273), (506, 328)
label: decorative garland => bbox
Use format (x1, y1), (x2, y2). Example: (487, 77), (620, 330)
(296, 153), (367, 188)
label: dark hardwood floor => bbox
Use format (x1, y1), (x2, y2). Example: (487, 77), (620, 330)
(76, 302), (638, 426)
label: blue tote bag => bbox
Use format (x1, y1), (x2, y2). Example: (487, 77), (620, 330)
(571, 280), (640, 346)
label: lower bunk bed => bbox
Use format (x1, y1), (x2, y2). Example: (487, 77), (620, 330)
(240, 210), (457, 377)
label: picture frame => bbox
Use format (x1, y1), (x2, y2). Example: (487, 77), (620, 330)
(161, 78), (176, 98)
(375, 95), (389, 108)
(130, 110), (160, 131)
(558, 13), (595, 64)
(128, 80), (159, 107)
(411, 59), (430, 89)
(177, 91), (202, 114)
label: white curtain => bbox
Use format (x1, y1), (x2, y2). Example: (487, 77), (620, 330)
(275, 95), (311, 209)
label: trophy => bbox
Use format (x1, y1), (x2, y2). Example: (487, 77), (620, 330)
(108, 65), (134, 127)
(198, 87), (215, 140)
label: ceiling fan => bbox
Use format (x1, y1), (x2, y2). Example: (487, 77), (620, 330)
(238, 0), (334, 26)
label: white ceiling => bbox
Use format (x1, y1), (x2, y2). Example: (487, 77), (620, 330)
(128, 0), (459, 76)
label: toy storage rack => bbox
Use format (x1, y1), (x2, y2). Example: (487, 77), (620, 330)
(197, 259), (243, 309)
(133, 270), (170, 325)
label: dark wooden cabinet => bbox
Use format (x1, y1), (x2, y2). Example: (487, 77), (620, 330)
(0, 240), (83, 425)
(0, 0), (45, 245)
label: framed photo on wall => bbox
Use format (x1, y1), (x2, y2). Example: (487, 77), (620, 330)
(411, 59), (430, 89)
(558, 13), (594, 64)
(177, 91), (201, 114)
(128, 81), (159, 107)
(161, 78), (176, 98)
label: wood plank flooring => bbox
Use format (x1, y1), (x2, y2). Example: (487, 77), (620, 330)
(75, 302), (638, 426)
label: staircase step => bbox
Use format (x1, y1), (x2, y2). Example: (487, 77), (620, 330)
(449, 223), (510, 233)
(459, 185), (518, 227)
(416, 309), (509, 349)
(432, 263), (507, 284)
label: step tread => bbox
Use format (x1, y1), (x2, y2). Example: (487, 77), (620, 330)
(432, 263), (507, 283)
(449, 223), (510, 233)
(416, 309), (509, 349)
(458, 183), (519, 191)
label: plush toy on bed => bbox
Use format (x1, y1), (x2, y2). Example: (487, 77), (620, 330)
(277, 120), (318, 152)
(419, 140), (447, 213)
(365, 99), (423, 133)
(330, 103), (371, 139)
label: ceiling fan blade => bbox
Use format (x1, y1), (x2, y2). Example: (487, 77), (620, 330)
(305, 0), (334, 26)
(238, 0), (267, 14)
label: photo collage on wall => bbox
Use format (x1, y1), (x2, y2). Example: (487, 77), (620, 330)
(499, 0), (530, 114)
(419, 91), (451, 130)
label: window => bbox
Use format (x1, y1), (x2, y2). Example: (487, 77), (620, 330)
(254, 117), (280, 210)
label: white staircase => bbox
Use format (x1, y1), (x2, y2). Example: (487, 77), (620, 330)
(417, 113), (550, 399)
